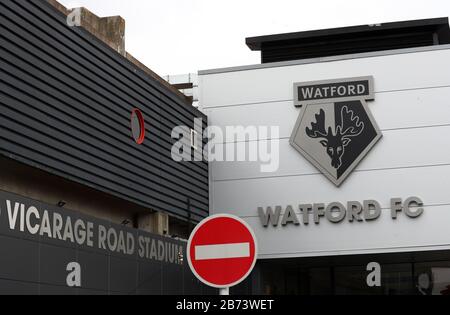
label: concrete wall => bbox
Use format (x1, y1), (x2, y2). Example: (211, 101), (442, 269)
(0, 156), (189, 239)
(200, 45), (450, 259)
(0, 157), (141, 225)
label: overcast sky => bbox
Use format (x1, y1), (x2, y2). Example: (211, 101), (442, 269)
(59, 0), (450, 76)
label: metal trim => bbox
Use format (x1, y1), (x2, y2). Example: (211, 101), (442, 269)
(198, 44), (450, 76)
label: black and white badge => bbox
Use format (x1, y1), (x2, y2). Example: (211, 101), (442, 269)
(290, 76), (383, 186)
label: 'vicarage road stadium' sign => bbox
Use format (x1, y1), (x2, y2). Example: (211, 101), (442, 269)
(0, 190), (184, 264)
(0, 190), (211, 295)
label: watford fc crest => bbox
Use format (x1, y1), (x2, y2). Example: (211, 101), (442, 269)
(290, 76), (383, 186)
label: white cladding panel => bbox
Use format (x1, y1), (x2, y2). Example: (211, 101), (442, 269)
(211, 126), (450, 181)
(200, 47), (450, 259)
(200, 49), (450, 108)
(246, 205), (450, 259)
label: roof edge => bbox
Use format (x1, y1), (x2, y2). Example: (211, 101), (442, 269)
(246, 17), (450, 51)
(199, 43), (450, 76)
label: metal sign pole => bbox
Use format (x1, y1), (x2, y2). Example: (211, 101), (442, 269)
(220, 287), (230, 296)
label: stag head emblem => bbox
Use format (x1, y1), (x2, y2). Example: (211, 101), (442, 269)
(306, 106), (365, 169)
(291, 77), (382, 186)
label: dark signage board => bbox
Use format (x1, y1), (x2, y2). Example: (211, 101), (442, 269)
(0, 190), (214, 295)
(294, 76), (375, 107)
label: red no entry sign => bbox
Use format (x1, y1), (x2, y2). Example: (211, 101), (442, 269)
(187, 214), (257, 289)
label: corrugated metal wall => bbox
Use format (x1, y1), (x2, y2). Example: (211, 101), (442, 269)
(0, 0), (208, 222)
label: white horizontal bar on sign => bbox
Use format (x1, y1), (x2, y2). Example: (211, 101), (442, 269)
(195, 242), (250, 260)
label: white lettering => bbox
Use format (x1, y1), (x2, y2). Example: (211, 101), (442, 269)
(39, 210), (52, 238)
(74, 219), (86, 245)
(26, 206), (40, 235)
(63, 216), (74, 242)
(98, 225), (107, 250)
(366, 262), (381, 287)
(6, 200), (20, 230)
(301, 87), (314, 99)
(66, 262), (81, 287)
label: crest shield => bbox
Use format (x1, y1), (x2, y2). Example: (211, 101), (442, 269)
(290, 77), (382, 186)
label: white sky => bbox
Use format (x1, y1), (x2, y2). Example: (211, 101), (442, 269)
(59, 0), (450, 76)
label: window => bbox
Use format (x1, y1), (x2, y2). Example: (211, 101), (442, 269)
(131, 108), (146, 145)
